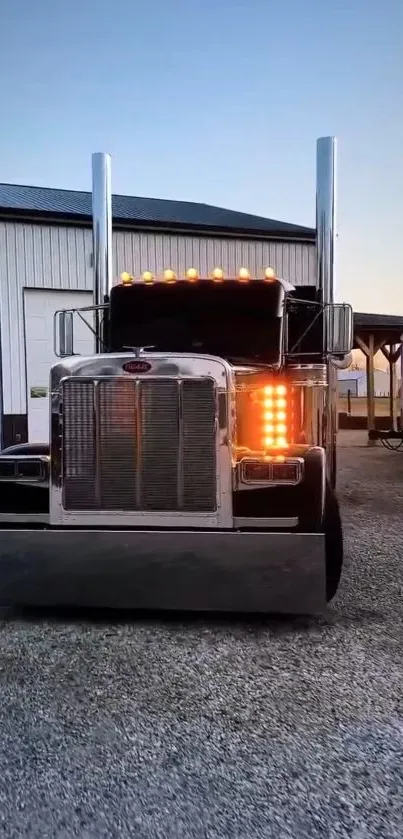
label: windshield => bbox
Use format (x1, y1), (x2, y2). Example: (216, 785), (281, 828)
(108, 280), (284, 365)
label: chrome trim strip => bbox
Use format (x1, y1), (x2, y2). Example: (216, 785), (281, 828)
(234, 517), (298, 528)
(0, 513), (50, 524)
(135, 379), (142, 507)
(50, 352), (237, 382)
(177, 379), (184, 510)
(319, 448), (326, 521)
(94, 380), (101, 508)
(0, 515), (298, 529)
(287, 364), (327, 386)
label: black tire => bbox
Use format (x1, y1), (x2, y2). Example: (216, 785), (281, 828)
(297, 447), (326, 532)
(324, 482), (343, 602)
(330, 443), (337, 490)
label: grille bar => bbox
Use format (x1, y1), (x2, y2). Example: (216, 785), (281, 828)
(62, 376), (217, 513)
(177, 380), (184, 511)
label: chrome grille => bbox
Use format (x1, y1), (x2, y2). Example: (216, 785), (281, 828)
(62, 377), (217, 512)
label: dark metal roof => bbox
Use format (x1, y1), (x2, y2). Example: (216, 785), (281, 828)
(0, 182), (315, 239)
(354, 312), (403, 350)
(355, 312), (403, 332)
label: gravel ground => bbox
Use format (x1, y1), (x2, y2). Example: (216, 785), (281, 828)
(0, 441), (403, 838)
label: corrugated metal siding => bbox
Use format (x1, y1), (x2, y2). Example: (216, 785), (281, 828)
(0, 222), (94, 414)
(0, 221), (316, 415)
(112, 231), (316, 287)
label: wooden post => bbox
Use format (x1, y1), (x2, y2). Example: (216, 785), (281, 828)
(356, 334), (375, 445)
(400, 339), (403, 430)
(381, 344), (402, 431)
(390, 346), (400, 430)
(357, 333), (386, 446)
(381, 344), (395, 430)
(392, 345), (402, 429)
(367, 334), (375, 444)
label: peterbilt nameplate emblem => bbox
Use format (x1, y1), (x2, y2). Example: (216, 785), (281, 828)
(122, 360), (152, 374)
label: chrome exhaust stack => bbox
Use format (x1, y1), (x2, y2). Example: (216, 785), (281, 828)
(316, 136), (337, 305)
(92, 152), (113, 351)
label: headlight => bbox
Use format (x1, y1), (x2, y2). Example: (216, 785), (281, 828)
(240, 457), (303, 485)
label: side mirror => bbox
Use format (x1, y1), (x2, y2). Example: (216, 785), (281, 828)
(325, 303), (353, 357)
(55, 310), (74, 358)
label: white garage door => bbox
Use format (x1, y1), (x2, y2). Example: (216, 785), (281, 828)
(24, 289), (94, 443)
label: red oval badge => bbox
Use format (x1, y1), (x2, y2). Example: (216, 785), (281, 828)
(122, 360), (152, 374)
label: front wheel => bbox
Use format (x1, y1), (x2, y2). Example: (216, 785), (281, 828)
(324, 482), (343, 602)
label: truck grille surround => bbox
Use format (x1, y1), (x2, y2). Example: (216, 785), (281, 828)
(61, 377), (217, 512)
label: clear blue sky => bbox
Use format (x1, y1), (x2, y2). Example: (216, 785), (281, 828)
(1, 0), (402, 314)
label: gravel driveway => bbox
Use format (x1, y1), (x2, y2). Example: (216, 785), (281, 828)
(0, 437), (402, 838)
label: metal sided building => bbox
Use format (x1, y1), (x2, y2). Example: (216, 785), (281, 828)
(0, 180), (316, 447)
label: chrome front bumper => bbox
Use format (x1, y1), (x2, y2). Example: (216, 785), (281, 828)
(0, 529), (326, 614)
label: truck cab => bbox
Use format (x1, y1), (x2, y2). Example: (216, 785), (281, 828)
(0, 138), (353, 614)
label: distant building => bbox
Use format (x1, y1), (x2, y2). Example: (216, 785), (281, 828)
(338, 368), (392, 398)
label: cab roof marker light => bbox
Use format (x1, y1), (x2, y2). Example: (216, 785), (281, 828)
(163, 269), (177, 283)
(142, 271), (154, 284)
(117, 266), (296, 286)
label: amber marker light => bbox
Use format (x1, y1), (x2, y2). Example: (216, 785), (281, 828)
(212, 267), (224, 282)
(257, 383), (290, 450)
(142, 271), (154, 284)
(186, 268), (199, 281)
(120, 271), (133, 285)
(163, 269), (177, 283)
